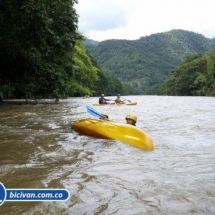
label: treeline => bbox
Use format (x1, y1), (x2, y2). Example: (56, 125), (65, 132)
(0, 0), (124, 99)
(154, 50), (215, 96)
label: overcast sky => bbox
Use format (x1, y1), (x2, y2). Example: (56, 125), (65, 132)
(75, 0), (215, 41)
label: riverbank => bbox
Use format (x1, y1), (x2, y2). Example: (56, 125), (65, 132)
(1, 99), (63, 104)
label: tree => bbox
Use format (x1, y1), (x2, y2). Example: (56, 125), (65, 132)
(0, 0), (80, 99)
(163, 50), (215, 96)
(69, 40), (99, 96)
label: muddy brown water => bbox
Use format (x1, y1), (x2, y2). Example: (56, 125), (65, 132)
(0, 96), (214, 215)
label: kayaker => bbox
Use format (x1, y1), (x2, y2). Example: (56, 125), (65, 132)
(125, 114), (137, 126)
(115, 94), (125, 104)
(100, 112), (109, 120)
(99, 94), (112, 104)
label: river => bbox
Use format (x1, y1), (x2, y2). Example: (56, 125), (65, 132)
(0, 96), (214, 215)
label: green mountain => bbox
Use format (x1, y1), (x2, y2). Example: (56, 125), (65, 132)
(163, 50), (215, 96)
(85, 29), (215, 94)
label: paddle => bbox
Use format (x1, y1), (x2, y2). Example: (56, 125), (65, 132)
(86, 105), (104, 118)
(121, 98), (131, 103)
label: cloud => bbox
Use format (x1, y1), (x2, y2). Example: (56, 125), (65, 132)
(75, 0), (215, 41)
(75, 0), (132, 32)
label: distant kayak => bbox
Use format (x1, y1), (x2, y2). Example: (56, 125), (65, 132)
(93, 102), (137, 106)
(71, 118), (154, 151)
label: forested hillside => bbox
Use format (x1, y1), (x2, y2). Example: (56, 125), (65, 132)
(85, 30), (215, 95)
(160, 50), (215, 96)
(0, 0), (123, 99)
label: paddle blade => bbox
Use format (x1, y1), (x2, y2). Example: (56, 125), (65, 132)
(127, 100), (131, 103)
(86, 105), (103, 118)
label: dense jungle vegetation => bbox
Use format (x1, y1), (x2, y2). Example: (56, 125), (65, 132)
(0, 0), (123, 99)
(85, 30), (215, 95)
(1, 1), (215, 99)
(159, 50), (215, 96)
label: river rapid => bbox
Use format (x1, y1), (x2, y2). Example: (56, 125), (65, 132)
(0, 96), (214, 215)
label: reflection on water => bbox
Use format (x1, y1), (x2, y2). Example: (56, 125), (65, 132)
(0, 96), (215, 215)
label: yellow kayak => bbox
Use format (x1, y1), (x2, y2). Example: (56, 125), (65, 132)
(71, 118), (154, 151)
(92, 102), (137, 106)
